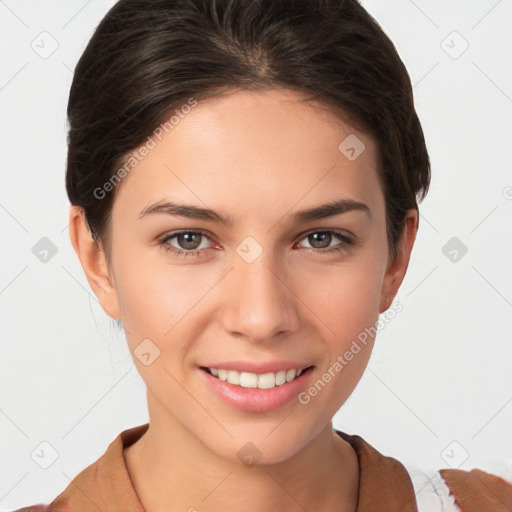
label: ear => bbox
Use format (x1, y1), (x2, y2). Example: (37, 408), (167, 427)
(379, 209), (418, 313)
(68, 205), (121, 320)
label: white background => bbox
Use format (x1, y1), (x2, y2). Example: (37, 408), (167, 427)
(1, 0), (511, 508)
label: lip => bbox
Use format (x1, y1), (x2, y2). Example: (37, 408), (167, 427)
(199, 360), (312, 374)
(199, 365), (314, 413)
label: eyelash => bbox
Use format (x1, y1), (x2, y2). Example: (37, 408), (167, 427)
(158, 229), (355, 259)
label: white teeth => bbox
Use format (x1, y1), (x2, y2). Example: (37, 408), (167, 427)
(239, 372), (258, 388)
(257, 372), (275, 389)
(207, 367), (307, 389)
(227, 370), (240, 385)
(275, 370), (286, 386)
(286, 369), (297, 382)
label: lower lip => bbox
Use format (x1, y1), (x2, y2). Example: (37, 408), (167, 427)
(200, 367), (314, 413)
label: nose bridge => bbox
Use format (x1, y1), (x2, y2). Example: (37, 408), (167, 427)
(221, 242), (299, 341)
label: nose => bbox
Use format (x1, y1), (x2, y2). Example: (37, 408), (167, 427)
(220, 250), (300, 343)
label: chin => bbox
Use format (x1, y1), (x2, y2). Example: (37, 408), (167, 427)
(203, 428), (311, 467)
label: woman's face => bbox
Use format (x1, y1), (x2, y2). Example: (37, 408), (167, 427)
(76, 88), (415, 464)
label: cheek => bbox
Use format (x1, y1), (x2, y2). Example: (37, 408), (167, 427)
(115, 266), (171, 335)
(299, 254), (385, 342)
(111, 244), (193, 342)
(294, 249), (385, 399)
(112, 247), (221, 371)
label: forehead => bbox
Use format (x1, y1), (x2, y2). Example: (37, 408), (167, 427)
(112, 88), (383, 223)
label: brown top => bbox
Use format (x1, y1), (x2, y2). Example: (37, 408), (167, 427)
(13, 423), (512, 512)
(439, 467), (512, 512)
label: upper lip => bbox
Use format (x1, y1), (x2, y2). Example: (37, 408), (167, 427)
(200, 361), (314, 374)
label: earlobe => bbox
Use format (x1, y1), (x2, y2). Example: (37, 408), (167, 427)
(379, 210), (418, 313)
(68, 206), (121, 320)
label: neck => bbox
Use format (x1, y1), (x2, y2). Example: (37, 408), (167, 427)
(124, 398), (359, 512)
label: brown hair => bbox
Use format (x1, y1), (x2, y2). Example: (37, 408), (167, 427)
(66, 0), (430, 264)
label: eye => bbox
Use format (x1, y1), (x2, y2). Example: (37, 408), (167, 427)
(159, 230), (215, 259)
(296, 230), (355, 255)
(159, 228), (356, 259)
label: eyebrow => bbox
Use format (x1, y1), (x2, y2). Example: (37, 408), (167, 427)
(138, 198), (371, 226)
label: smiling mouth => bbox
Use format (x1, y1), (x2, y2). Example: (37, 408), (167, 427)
(200, 366), (314, 390)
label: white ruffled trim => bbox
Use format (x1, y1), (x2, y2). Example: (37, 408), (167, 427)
(406, 466), (460, 512)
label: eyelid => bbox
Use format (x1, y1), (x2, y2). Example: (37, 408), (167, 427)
(298, 227), (354, 243)
(159, 228), (217, 248)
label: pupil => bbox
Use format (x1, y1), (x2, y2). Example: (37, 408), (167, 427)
(180, 232), (199, 249)
(311, 232), (330, 248)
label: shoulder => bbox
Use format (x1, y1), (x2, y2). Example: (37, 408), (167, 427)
(8, 423), (149, 512)
(407, 465), (512, 512)
(440, 466), (512, 512)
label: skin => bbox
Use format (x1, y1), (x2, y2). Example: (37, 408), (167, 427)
(69, 88), (417, 512)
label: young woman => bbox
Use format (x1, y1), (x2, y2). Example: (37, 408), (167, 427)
(14, 0), (512, 510)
